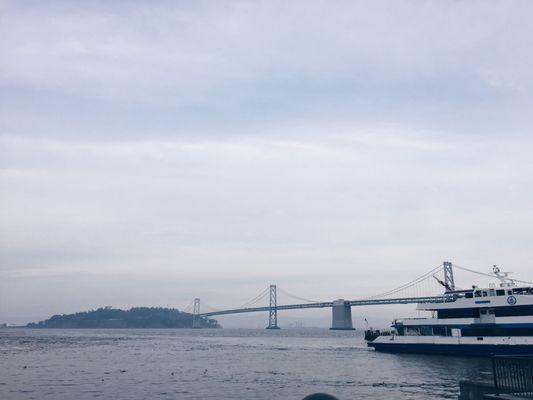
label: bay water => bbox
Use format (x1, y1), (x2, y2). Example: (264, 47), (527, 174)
(0, 328), (491, 399)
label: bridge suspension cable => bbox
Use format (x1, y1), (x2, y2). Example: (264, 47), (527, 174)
(201, 301), (222, 313)
(277, 287), (320, 303)
(237, 287), (270, 309)
(362, 264), (445, 300)
(182, 299), (195, 313)
(452, 263), (533, 285)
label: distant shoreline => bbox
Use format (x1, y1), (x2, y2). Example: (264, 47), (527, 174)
(3, 326), (222, 329)
(23, 307), (220, 329)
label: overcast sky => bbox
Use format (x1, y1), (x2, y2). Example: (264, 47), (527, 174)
(1, 0), (533, 326)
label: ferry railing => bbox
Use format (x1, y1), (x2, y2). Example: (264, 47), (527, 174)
(492, 356), (533, 398)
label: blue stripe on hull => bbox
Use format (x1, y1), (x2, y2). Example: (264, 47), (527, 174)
(369, 342), (533, 357)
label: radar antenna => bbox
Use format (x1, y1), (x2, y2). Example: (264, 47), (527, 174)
(492, 265), (516, 288)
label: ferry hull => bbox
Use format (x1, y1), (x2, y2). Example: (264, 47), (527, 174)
(369, 342), (533, 356)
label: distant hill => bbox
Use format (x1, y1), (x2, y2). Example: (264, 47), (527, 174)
(27, 307), (220, 329)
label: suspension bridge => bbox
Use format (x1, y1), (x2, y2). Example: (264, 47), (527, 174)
(182, 262), (528, 330)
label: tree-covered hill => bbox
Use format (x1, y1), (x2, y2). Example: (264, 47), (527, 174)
(27, 307), (220, 329)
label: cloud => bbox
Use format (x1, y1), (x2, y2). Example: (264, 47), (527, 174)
(1, 1), (533, 138)
(2, 131), (532, 277)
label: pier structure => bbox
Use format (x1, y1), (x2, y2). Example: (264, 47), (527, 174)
(330, 299), (354, 330)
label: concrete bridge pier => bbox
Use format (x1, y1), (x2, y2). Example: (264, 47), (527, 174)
(330, 299), (354, 330)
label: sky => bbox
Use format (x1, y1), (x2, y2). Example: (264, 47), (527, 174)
(1, 0), (533, 327)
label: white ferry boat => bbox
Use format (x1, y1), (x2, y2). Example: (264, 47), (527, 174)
(368, 267), (533, 356)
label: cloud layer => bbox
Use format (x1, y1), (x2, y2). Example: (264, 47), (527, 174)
(2, 1), (533, 138)
(1, 1), (533, 325)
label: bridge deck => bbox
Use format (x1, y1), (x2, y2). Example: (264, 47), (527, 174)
(199, 296), (449, 317)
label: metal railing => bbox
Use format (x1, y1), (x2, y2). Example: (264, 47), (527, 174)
(492, 356), (533, 398)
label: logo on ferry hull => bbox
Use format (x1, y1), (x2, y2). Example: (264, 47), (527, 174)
(507, 296), (517, 305)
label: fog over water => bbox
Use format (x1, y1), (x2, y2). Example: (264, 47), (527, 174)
(1, 1), (533, 326)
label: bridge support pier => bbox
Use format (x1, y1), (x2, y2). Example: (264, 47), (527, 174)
(266, 285), (280, 329)
(330, 299), (354, 330)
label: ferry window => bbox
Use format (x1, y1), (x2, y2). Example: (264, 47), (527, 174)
(462, 326), (533, 337)
(405, 327), (420, 336)
(438, 308), (478, 318)
(482, 291), (488, 297)
(480, 309), (486, 315)
(475, 291), (482, 297)
(433, 327), (451, 336)
(494, 305), (533, 317)
(420, 327), (433, 336)
(488, 309), (495, 315)
(508, 290), (512, 295)
(489, 289), (495, 296)
(513, 288), (523, 295)
(496, 290), (505, 296)
(465, 293), (474, 299)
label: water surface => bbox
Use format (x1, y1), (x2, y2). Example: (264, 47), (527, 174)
(0, 328), (491, 399)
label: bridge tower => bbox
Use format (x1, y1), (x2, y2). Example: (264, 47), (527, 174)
(266, 285), (280, 329)
(443, 261), (455, 292)
(192, 298), (201, 328)
(330, 299), (354, 330)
